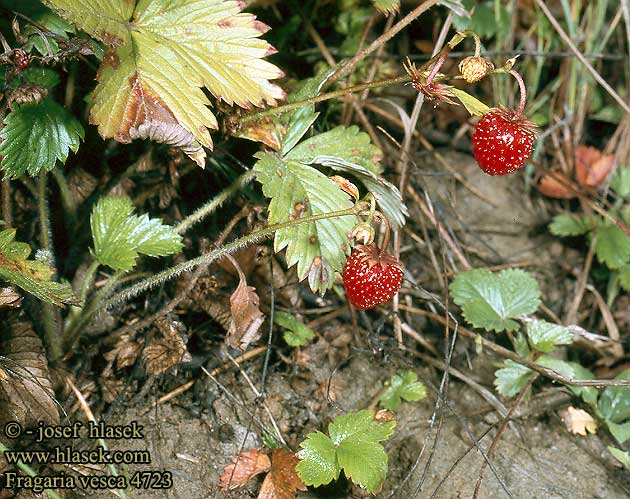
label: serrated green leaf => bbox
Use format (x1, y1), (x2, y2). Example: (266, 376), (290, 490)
(329, 410), (396, 493)
(0, 229), (78, 307)
(565, 362), (599, 408)
(44, 0), (284, 165)
(610, 167), (630, 199)
(371, 0), (400, 15)
(450, 88), (491, 116)
(527, 320), (573, 353)
(0, 99), (84, 179)
(450, 269), (541, 332)
(618, 265), (630, 291)
(608, 446), (630, 468)
(549, 213), (591, 237)
(594, 223), (630, 269)
(91, 196), (183, 271)
(494, 360), (534, 397)
(606, 421), (630, 445)
(274, 311), (315, 347)
(598, 370), (630, 424)
(296, 431), (339, 487)
(379, 370), (427, 410)
(287, 125), (407, 228)
(254, 152), (355, 293)
(21, 67), (61, 89)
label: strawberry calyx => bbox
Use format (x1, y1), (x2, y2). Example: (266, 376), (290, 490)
(489, 106), (538, 138)
(352, 243), (401, 271)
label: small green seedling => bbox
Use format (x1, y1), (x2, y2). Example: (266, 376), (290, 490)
(379, 370), (427, 410)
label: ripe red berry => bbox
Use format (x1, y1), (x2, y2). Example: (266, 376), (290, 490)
(472, 108), (537, 176)
(12, 49), (30, 70)
(342, 243), (403, 310)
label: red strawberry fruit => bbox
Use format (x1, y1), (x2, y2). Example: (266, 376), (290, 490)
(12, 49), (30, 70)
(342, 243), (403, 310)
(472, 108), (537, 176)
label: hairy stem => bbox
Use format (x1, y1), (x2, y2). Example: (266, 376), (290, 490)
(1, 179), (12, 228)
(239, 76), (410, 125)
(52, 166), (77, 226)
(38, 171), (62, 362)
(99, 206), (360, 313)
(175, 169), (256, 234)
(509, 69), (528, 116)
(63, 271), (123, 351)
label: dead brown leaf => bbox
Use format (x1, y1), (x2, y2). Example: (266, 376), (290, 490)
(258, 449), (306, 499)
(560, 406), (598, 436)
(575, 145), (614, 187)
(0, 315), (59, 427)
(536, 173), (575, 199)
(0, 287), (22, 308)
(225, 256), (265, 350)
(220, 449), (271, 490)
(143, 318), (191, 375)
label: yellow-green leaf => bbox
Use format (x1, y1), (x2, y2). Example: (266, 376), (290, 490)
(44, 0), (284, 166)
(450, 88), (491, 116)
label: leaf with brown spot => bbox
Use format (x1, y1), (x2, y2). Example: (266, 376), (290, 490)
(220, 449), (271, 490)
(258, 449), (306, 499)
(225, 257), (265, 350)
(44, 0), (284, 166)
(0, 316), (59, 429)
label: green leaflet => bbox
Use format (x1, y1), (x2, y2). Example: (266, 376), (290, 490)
(450, 269), (541, 332)
(0, 99), (84, 179)
(255, 152), (355, 294)
(91, 196), (183, 271)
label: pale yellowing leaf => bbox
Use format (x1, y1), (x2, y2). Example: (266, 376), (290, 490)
(44, 0), (285, 165)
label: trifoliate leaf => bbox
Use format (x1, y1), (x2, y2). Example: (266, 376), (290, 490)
(606, 421), (630, 445)
(594, 223), (630, 269)
(450, 269), (541, 332)
(329, 410), (396, 493)
(450, 88), (491, 116)
(274, 311), (315, 347)
(494, 360), (534, 397)
(371, 0), (400, 15)
(379, 370), (427, 411)
(0, 229), (78, 307)
(296, 431), (339, 487)
(44, 0), (284, 166)
(527, 320), (573, 353)
(91, 196), (183, 271)
(549, 213), (592, 237)
(598, 370), (630, 424)
(618, 265), (630, 291)
(608, 446), (630, 468)
(254, 152), (355, 294)
(287, 125), (407, 228)
(297, 410), (395, 493)
(0, 99), (84, 179)
(610, 167), (630, 199)
(565, 361), (599, 408)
